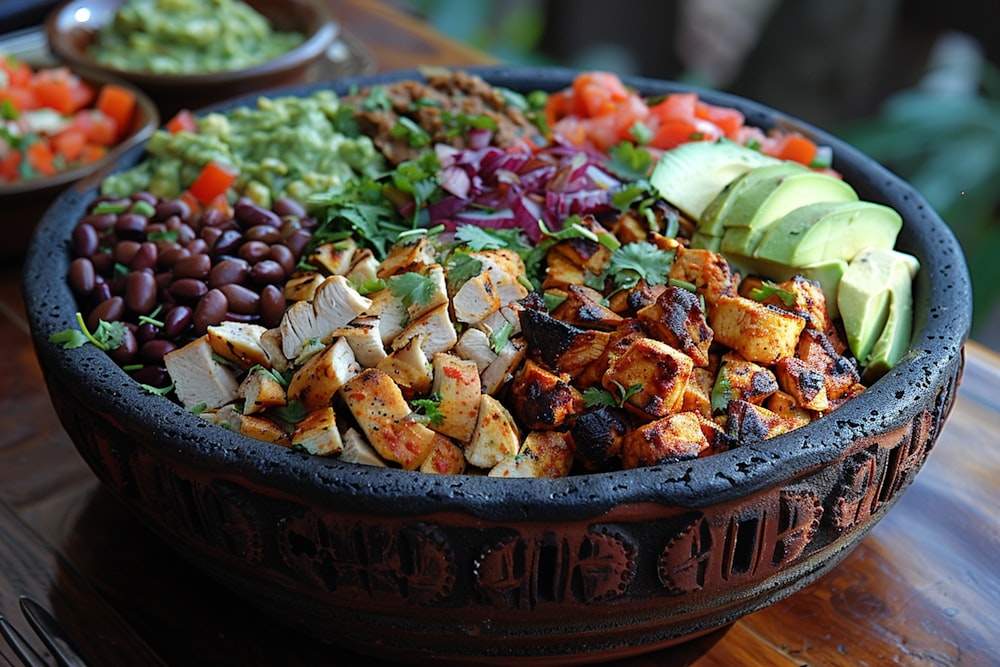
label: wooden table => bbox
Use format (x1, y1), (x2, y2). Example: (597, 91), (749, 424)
(1, 2), (998, 665)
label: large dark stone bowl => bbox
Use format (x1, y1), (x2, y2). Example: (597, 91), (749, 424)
(22, 67), (972, 665)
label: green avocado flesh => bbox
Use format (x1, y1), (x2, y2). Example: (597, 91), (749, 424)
(697, 162), (807, 239)
(649, 140), (780, 221)
(837, 248), (920, 379)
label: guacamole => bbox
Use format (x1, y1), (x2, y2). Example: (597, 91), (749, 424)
(89, 0), (306, 75)
(101, 91), (386, 208)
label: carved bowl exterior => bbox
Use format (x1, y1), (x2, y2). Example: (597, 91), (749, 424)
(23, 67), (972, 664)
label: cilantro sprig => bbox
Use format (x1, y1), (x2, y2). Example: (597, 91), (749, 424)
(606, 241), (676, 290)
(49, 312), (127, 352)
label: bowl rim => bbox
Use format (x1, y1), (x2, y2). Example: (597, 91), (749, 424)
(22, 65), (973, 521)
(43, 0), (339, 89)
(0, 68), (159, 201)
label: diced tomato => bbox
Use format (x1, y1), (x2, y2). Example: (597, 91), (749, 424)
(26, 141), (57, 177)
(166, 109), (198, 134)
(0, 151), (23, 181)
(649, 119), (701, 151)
(0, 57), (32, 87)
(79, 144), (108, 165)
(0, 87), (37, 113)
(648, 93), (698, 124)
(95, 84), (137, 140)
(52, 127), (88, 162)
(695, 101), (744, 139)
(72, 111), (118, 146)
(188, 160), (238, 205)
(767, 133), (819, 166)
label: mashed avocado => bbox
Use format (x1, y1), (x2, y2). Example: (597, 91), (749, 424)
(101, 91), (386, 208)
(89, 0), (306, 75)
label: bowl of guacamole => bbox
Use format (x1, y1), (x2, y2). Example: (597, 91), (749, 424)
(45, 0), (338, 112)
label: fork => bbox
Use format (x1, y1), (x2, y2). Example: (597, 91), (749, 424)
(0, 597), (89, 667)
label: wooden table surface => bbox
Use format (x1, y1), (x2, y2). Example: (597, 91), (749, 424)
(2, 2), (998, 665)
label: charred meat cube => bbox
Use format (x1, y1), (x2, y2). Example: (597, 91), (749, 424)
(510, 358), (584, 430)
(603, 336), (694, 419)
(569, 406), (630, 472)
(637, 284), (713, 367)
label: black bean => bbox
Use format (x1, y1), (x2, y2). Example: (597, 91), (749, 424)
(72, 223), (100, 257)
(68, 257), (96, 296)
(140, 339), (177, 365)
(153, 199), (190, 222)
(163, 306), (193, 338)
(131, 191), (157, 205)
(108, 327), (139, 366)
(259, 284), (285, 328)
(219, 283), (260, 315)
(81, 212), (117, 231)
(194, 289), (229, 333)
(238, 240), (272, 263)
(130, 242), (159, 272)
(90, 281), (112, 304)
(168, 278), (209, 303)
(115, 213), (148, 241)
(113, 240), (141, 266)
(249, 259), (285, 286)
(244, 225), (282, 244)
(90, 252), (114, 276)
(173, 253), (211, 280)
(272, 197), (306, 219)
(200, 206), (230, 228)
(234, 199), (282, 229)
(209, 258), (249, 288)
(212, 229), (244, 257)
(268, 244), (296, 275)
(136, 321), (160, 344)
(125, 270), (158, 314)
(158, 246), (190, 269)
(130, 365), (170, 388)
(185, 238), (209, 256)
(87, 296), (125, 332)
(284, 229), (312, 259)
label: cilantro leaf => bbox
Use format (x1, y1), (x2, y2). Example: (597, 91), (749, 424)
(749, 281), (797, 306)
(444, 250), (483, 293)
(607, 241), (676, 290)
(411, 395), (444, 426)
(490, 321), (514, 353)
(607, 140), (654, 180)
(49, 312), (127, 352)
(582, 386), (618, 408)
(455, 224), (515, 251)
(388, 272), (438, 310)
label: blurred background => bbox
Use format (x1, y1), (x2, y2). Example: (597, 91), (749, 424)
(391, 0), (1000, 351)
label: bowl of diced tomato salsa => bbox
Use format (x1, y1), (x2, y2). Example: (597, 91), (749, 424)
(1, 54), (157, 257)
(22, 66), (971, 664)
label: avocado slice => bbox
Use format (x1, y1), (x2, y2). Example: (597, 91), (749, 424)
(718, 169), (859, 257)
(698, 162), (807, 240)
(753, 200), (903, 267)
(837, 248), (919, 380)
(649, 139), (780, 221)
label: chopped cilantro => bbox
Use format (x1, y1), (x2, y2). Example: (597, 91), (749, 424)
(749, 281), (797, 306)
(606, 241), (676, 290)
(388, 272), (438, 310)
(582, 382), (642, 409)
(444, 250), (483, 293)
(412, 394), (444, 426)
(490, 321), (514, 353)
(49, 312), (127, 352)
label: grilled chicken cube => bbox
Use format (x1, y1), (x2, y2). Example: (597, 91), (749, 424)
(669, 246), (738, 309)
(392, 304), (458, 357)
(475, 249), (530, 307)
(376, 334), (433, 396)
(488, 431), (574, 478)
(796, 329), (861, 400)
(621, 412), (711, 469)
(287, 337), (360, 411)
(367, 288), (409, 345)
(569, 406), (629, 472)
(401, 264), (449, 322)
(465, 394), (520, 469)
(682, 367), (715, 418)
(510, 358), (584, 430)
(291, 406), (344, 456)
(542, 252), (587, 292)
(345, 248), (379, 285)
(518, 308), (609, 375)
(430, 353), (481, 442)
(238, 366), (287, 415)
(774, 357), (829, 412)
(206, 322), (271, 369)
(606, 279), (668, 316)
(637, 284), (713, 367)
(339, 428), (389, 467)
(339, 368), (437, 470)
(575, 318), (646, 388)
(376, 237), (437, 279)
(259, 328), (290, 373)
(454, 327), (498, 373)
(710, 294), (806, 366)
(726, 399), (797, 442)
(419, 435), (466, 475)
(603, 336), (694, 419)
(239, 414), (289, 445)
(283, 273), (325, 302)
(333, 316), (387, 368)
(452, 270), (501, 325)
(199, 404), (242, 431)
(480, 336), (527, 395)
(610, 208), (650, 245)
(712, 353), (779, 410)
(280, 275), (372, 359)
(764, 390), (813, 429)
(309, 239), (357, 275)
(550, 284), (623, 331)
(163, 335), (239, 411)
(548, 235), (612, 276)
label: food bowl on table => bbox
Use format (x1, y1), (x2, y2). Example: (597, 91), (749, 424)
(22, 66), (972, 664)
(0, 61), (158, 260)
(44, 0), (338, 114)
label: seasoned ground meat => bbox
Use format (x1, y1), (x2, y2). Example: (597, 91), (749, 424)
(345, 69), (540, 164)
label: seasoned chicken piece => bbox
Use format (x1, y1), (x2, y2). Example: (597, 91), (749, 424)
(475, 249), (529, 306)
(710, 294), (806, 366)
(392, 304), (458, 357)
(621, 412), (711, 469)
(376, 334), (433, 396)
(796, 329), (861, 400)
(287, 337), (360, 411)
(259, 328), (290, 373)
(510, 358), (584, 430)
(377, 237), (436, 278)
(206, 322), (270, 369)
(637, 284), (713, 367)
(238, 366), (287, 415)
(419, 435), (466, 475)
(518, 308), (609, 375)
(712, 353), (779, 410)
(480, 336), (527, 395)
(339, 368), (437, 470)
(550, 284), (623, 331)
(345, 248), (379, 285)
(726, 400), (797, 443)
(454, 327), (498, 373)
(669, 246), (738, 309)
(333, 316), (387, 368)
(284, 273), (325, 302)
(682, 367), (715, 419)
(541, 252), (587, 292)
(402, 264), (449, 322)
(309, 239), (357, 275)
(429, 353), (481, 442)
(452, 270), (501, 325)
(764, 390), (813, 429)
(164, 335), (239, 411)
(569, 406), (629, 472)
(280, 275), (372, 359)
(610, 209), (650, 245)
(366, 288), (409, 344)
(465, 393), (520, 469)
(240, 414), (289, 445)
(774, 357), (829, 412)
(339, 428), (389, 467)
(488, 431), (574, 478)
(574, 318), (646, 388)
(291, 406), (344, 456)
(547, 235), (612, 276)
(606, 279), (668, 316)
(199, 403), (242, 431)
(603, 336), (694, 419)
